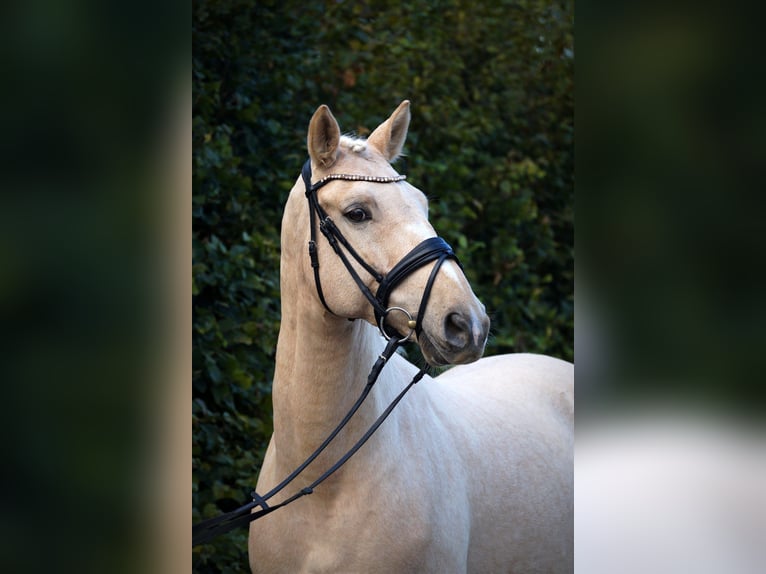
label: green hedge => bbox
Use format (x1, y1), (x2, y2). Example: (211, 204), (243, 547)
(193, 1), (572, 571)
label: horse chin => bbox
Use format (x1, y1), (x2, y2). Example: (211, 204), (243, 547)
(417, 330), (482, 367)
(418, 335), (450, 367)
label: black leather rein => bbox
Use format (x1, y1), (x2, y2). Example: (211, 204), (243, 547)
(192, 159), (459, 547)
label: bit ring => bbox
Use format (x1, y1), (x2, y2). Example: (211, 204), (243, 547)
(379, 307), (416, 343)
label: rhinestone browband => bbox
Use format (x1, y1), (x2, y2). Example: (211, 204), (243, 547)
(313, 173), (407, 188)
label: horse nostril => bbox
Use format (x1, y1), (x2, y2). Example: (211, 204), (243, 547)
(444, 312), (471, 349)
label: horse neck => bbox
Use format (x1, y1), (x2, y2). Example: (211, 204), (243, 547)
(270, 271), (393, 477)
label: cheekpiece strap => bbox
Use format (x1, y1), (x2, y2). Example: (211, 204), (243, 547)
(302, 159), (407, 319)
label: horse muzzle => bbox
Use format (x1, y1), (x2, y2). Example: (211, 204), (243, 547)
(418, 307), (490, 366)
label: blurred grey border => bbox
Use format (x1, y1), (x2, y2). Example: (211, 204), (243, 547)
(577, 2), (765, 573)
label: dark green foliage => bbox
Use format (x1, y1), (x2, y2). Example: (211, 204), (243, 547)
(193, 1), (572, 570)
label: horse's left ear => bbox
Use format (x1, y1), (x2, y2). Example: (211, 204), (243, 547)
(308, 104), (341, 169)
(368, 100), (411, 162)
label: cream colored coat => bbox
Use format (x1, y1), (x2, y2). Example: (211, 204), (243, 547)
(249, 102), (573, 573)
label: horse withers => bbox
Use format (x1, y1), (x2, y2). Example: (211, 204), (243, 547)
(248, 101), (573, 573)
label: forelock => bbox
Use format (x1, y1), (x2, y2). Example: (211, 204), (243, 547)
(340, 135), (368, 155)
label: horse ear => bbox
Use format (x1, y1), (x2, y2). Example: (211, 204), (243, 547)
(308, 105), (341, 168)
(368, 100), (411, 162)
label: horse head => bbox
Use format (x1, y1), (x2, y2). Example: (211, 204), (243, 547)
(288, 100), (490, 366)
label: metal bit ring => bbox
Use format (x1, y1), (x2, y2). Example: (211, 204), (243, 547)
(379, 307), (416, 343)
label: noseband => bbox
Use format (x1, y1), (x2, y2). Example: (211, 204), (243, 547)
(302, 159), (460, 340)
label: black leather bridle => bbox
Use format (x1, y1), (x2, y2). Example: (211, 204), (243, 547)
(302, 159), (460, 340)
(192, 159), (461, 548)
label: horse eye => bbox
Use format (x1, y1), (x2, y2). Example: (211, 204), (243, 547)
(344, 208), (370, 223)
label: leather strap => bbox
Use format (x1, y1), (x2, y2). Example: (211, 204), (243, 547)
(192, 337), (426, 547)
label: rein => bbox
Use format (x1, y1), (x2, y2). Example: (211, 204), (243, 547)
(192, 159), (459, 547)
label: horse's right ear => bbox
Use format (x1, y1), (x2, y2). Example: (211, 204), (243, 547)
(367, 100), (410, 162)
(307, 105), (341, 169)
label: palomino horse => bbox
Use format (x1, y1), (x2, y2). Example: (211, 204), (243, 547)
(248, 101), (573, 573)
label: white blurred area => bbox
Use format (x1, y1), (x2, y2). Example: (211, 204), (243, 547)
(576, 414), (766, 573)
(575, 297), (766, 573)
(573, 3), (766, 570)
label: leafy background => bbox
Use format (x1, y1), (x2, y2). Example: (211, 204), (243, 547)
(192, 0), (573, 571)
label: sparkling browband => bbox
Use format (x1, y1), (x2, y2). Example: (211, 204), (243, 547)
(313, 173), (407, 188)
